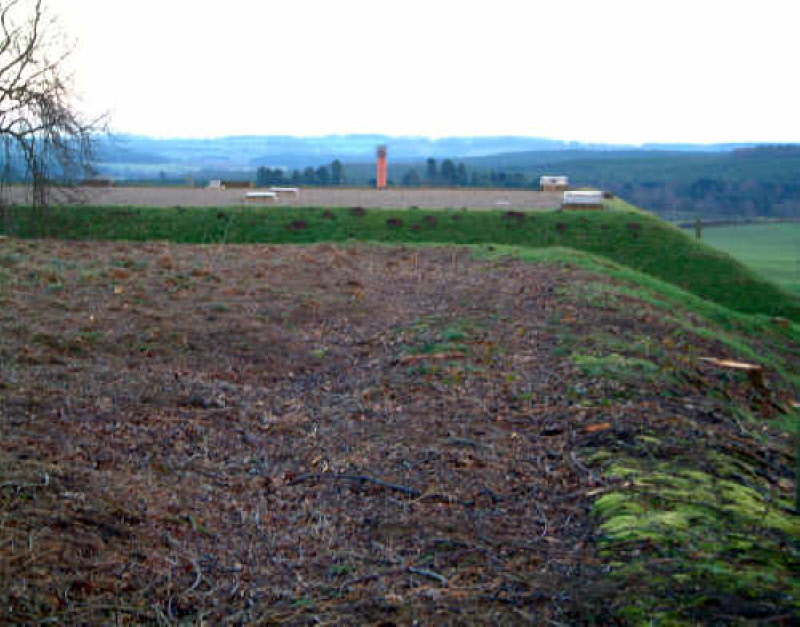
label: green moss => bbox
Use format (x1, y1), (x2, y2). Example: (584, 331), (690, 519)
(593, 457), (800, 621)
(585, 450), (615, 465)
(593, 492), (644, 517)
(610, 467), (799, 536)
(604, 464), (640, 480)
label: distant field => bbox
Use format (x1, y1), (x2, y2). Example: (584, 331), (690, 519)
(701, 223), (800, 293)
(8, 186), (563, 210)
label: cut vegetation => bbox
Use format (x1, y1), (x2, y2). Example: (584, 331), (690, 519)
(1, 201), (798, 624)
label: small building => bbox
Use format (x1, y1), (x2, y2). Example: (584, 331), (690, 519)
(269, 187), (300, 196)
(207, 180), (223, 190)
(243, 191), (277, 203)
(562, 190), (604, 211)
(540, 175), (569, 192)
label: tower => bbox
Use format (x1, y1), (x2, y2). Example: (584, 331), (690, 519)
(376, 145), (387, 190)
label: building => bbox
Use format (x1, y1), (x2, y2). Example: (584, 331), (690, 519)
(540, 175), (569, 192)
(562, 190), (604, 210)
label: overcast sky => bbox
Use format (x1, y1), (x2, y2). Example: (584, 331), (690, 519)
(48, 0), (799, 144)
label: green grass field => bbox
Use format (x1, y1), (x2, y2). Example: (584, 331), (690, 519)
(702, 223), (800, 294)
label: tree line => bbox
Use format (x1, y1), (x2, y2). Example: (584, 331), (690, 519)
(256, 157), (537, 189)
(611, 177), (800, 219)
(256, 160), (345, 187)
(400, 159), (530, 188)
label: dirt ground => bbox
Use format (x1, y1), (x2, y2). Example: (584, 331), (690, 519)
(11, 186), (564, 209)
(1, 239), (796, 624)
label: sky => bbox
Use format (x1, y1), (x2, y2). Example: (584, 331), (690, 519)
(47, 0), (800, 144)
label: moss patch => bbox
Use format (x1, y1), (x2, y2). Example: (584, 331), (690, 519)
(593, 457), (800, 622)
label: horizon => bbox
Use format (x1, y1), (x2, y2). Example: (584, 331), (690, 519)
(49, 0), (800, 145)
(107, 131), (773, 148)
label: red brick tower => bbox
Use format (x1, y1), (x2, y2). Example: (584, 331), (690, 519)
(376, 145), (387, 190)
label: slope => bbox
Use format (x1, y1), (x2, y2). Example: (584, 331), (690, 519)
(0, 240), (797, 624)
(3, 199), (800, 320)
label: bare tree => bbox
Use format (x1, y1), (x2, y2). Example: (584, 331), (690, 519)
(0, 0), (101, 230)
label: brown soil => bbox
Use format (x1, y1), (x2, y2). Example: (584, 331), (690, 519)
(0, 239), (795, 624)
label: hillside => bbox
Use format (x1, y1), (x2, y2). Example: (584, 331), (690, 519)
(334, 148), (800, 219)
(1, 239), (797, 624)
(95, 135), (751, 170)
(91, 134), (749, 179)
(460, 147), (800, 218)
(95, 134), (591, 173)
(4, 200), (800, 321)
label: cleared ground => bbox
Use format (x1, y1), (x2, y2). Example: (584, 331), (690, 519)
(16, 186), (564, 209)
(1, 239), (797, 623)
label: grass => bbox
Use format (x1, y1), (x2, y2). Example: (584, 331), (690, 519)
(480, 245), (799, 337)
(700, 222), (800, 294)
(518, 246), (800, 622)
(3, 200), (800, 320)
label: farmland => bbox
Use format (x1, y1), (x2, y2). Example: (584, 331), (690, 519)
(9, 186), (564, 210)
(701, 222), (800, 294)
(1, 199), (799, 623)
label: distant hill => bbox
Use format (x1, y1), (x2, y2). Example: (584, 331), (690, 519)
(94, 134), (752, 177)
(340, 147), (800, 220)
(95, 134), (596, 174)
(456, 148), (800, 219)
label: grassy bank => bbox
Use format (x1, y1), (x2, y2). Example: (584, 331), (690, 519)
(539, 247), (800, 622)
(2, 202), (800, 320)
